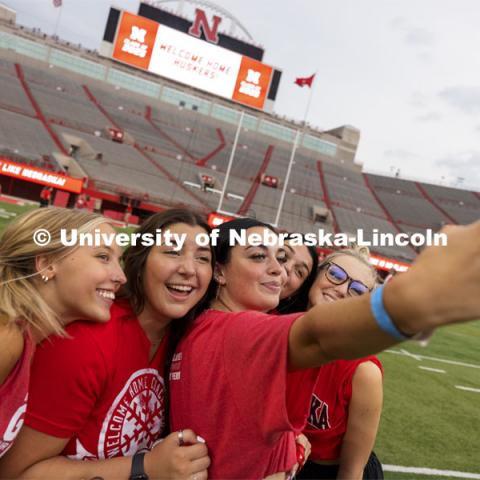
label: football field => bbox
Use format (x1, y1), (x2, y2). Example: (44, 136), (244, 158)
(377, 320), (480, 479)
(0, 196), (38, 231)
(0, 199), (478, 479)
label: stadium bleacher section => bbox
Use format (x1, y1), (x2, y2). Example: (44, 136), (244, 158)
(0, 31), (478, 263)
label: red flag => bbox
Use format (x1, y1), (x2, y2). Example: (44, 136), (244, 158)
(294, 73), (315, 88)
(53, 0), (62, 7)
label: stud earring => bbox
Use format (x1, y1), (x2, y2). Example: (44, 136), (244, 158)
(41, 274), (49, 283)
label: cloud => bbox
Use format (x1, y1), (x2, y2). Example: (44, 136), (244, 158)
(439, 86), (480, 114)
(415, 112), (441, 122)
(384, 148), (419, 160)
(434, 151), (480, 188)
(409, 92), (429, 109)
(390, 16), (407, 29)
(390, 18), (434, 48)
(404, 27), (434, 46)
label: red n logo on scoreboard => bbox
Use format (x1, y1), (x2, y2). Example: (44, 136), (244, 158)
(188, 8), (222, 44)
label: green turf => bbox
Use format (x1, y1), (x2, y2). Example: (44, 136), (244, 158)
(376, 321), (480, 475)
(0, 199), (38, 232)
(0, 200), (135, 239)
(384, 471), (464, 480)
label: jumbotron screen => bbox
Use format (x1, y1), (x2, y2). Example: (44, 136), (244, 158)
(111, 11), (273, 110)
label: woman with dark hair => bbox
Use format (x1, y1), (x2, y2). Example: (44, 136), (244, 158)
(170, 217), (480, 479)
(1, 209), (214, 480)
(277, 235), (318, 314)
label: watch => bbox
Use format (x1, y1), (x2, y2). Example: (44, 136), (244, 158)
(129, 452), (149, 480)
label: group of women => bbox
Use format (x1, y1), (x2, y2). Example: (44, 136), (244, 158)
(0, 206), (479, 480)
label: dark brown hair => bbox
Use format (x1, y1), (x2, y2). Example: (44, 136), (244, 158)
(121, 208), (214, 315)
(121, 208), (216, 434)
(276, 235), (319, 314)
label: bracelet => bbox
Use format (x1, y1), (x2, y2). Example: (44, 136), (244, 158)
(370, 285), (413, 340)
(129, 452), (149, 480)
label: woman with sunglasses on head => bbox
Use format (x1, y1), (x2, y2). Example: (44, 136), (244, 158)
(170, 217), (480, 479)
(0, 207), (126, 460)
(297, 249), (384, 480)
(1, 209), (213, 480)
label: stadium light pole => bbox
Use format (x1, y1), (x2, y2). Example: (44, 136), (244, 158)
(273, 129), (301, 227)
(53, 1), (64, 39)
(217, 110), (244, 214)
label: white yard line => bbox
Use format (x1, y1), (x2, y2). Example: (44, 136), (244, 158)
(400, 348), (422, 361)
(385, 349), (480, 369)
(383, 464), (480, 479)
(418, 366), (446, 373)
(455, 385), (480, 393)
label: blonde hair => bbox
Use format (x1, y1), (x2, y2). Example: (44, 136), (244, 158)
(320, 246), (378, 286)
(0, 207), (109, 336)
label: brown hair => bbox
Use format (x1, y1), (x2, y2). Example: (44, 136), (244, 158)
(121, 208), (215, 435)
(121, 208), (215, 315)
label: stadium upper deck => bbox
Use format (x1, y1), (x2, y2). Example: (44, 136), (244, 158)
(0, 18), (478, 263)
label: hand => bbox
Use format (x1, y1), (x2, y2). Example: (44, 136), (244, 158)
(385, 222), (480, 334)
(289, 433), (311, 477)
(144, 429), (210, 479)
(295, 434), (311, 466)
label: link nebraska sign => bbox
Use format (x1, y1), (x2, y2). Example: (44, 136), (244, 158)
(0, 158), (83, 194)
(112, 11), (273, 110)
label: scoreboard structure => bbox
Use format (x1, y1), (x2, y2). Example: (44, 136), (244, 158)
(100, 2), (282, 111)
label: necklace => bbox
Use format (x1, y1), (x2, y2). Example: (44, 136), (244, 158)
(212, 296), (233, 312)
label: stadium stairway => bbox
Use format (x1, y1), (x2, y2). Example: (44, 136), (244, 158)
(415, 182), (457, 224)
(14, 63), (69, 157)
(316, 161), (339, 233)
(82, 85), (211, 211)
(237, 145), (274, 216)
(145, 105), (227, 167)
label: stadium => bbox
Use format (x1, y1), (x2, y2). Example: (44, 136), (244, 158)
(0, 1), (479, 479)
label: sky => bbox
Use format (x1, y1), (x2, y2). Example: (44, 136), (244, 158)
(6, 0), (480, 191)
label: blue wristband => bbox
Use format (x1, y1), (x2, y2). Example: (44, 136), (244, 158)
(370, 285), (411, 340)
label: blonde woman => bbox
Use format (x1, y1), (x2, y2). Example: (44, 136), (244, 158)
(0, 207), (126, 458)
(298, 249), (383, 480)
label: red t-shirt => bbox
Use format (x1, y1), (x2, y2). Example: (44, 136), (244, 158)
(303, 357), (383, 461)
(0, 332), (34, 457)
(169, 309), (319, 479)
(25, 300), (168, 460)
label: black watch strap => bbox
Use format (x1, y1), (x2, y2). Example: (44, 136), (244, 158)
(130, 452), (149, 480)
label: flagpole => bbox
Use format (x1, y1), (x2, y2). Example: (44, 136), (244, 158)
(53, 2), (64, 40)
(273, 72), (316, 227)
(302, 71), (317, 125)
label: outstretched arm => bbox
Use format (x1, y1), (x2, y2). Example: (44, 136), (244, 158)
(288, 222), (480, 369)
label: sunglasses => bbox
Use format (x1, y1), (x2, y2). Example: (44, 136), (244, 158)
(322, 262), (371, 297)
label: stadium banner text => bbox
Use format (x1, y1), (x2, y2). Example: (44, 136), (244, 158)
(0, 158), (83, 193)
(111, 11), (273, 110)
